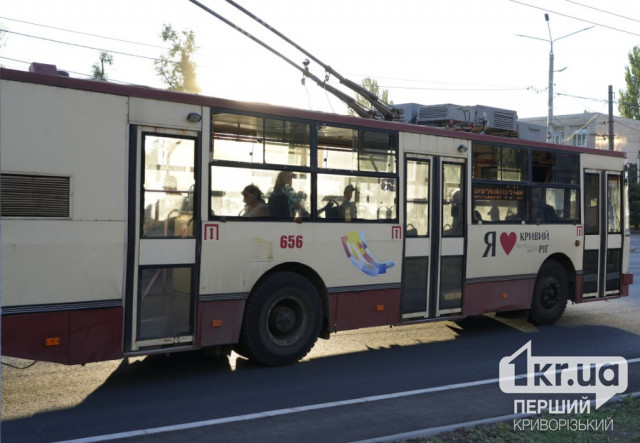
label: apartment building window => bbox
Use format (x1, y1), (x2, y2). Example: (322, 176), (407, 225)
(571, 128), (588, 147)
(552, 129), (565, 145)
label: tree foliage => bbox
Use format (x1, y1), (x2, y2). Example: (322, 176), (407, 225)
(155, 24), (201, 94)
(618, 45), (640, 120)
(348, 77), (393, 116)
(91, 52), (113, 80)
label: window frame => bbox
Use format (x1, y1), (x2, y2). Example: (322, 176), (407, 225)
(471, 142), (580, 225)
(209, 108), (399, 223)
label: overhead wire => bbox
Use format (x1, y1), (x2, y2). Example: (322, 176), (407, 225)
(562, 0), (640, 24)
(1, 2), (636, 111)
(0, 15), (166, 49)
(508, 0), (640, 37)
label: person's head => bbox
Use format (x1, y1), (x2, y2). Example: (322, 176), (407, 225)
(242, 184), (263, 204)
(344, 184), (356, 201)
(163, 175), (178, 191)
(275, 171), (293, 188)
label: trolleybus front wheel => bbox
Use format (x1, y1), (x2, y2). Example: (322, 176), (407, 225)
(240, 271), (322, 366)
(529, 261), (568, 325)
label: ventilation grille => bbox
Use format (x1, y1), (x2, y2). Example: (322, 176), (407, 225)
(417, 105), (451, 121)
(492, 111), (517, 131)
(1, 174), (70, 217)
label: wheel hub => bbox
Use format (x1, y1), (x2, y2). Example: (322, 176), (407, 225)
(271, 306), (296, 333)
(541, 278), (560, 309)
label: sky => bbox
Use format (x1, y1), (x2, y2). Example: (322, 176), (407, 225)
(1, 0), (639, 119)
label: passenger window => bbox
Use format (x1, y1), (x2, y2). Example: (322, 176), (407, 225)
(317, 174), (396, 221)
(142, 134), (195, 238)
(210, 166), (310, 219)
(405, 160), (429, 236)
(473, 144), (527, 181)
(607, 174), (621, 233)
(212, 113), (310, 167)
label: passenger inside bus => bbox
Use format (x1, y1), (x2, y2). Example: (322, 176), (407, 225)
(488, 204), (500, 221)
(268, 171), (308, 219)
(531, 191), (558, 223)
(143, 175), (187, 236)
(241, 184), (269, 217)
(339, 184), (358, 221)
(444, 189), (463, 235)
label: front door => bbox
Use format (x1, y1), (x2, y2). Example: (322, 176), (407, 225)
(582, 170), (623, 298)
(126, 127), (198, 352)
(402, 155), (466, 319)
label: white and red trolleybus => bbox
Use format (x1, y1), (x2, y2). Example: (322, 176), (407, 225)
(0, 66), (633, 366)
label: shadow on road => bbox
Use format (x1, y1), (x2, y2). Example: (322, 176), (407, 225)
(4, 315), (639, 443)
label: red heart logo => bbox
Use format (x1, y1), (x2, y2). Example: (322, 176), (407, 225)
(500, 232), (516, 255)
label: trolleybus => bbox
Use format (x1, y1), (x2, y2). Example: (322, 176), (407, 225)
(0, 65), (632, 366)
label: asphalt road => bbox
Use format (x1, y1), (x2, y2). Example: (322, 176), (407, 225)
(2, 236), (640, 442)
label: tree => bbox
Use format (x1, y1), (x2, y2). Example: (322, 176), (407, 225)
(618, 45), (640, 119)
(155, 24), (201, 94)
(347, 77), (393, 117)
(91, 52), (113, 80)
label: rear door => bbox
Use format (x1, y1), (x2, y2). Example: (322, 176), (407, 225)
(402, 154), (466, 319)
(582, 170), (623, 298)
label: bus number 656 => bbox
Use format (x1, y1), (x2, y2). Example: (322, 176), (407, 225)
(280, 235), (303, 249)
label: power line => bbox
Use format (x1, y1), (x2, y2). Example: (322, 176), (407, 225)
(0, 28), (159, 62)
(508, 0), (640, 37)
(562, 0), (640, 24)
(0, 15), (166, 49)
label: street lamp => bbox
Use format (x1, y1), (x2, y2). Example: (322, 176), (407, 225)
(517, 14), (593, 141)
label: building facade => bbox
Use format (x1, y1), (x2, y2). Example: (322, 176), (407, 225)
(520, 113), (640, 166)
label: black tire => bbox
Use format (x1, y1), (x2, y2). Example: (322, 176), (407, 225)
(529, 261), (568, 325)
(240, 272), (322, 366)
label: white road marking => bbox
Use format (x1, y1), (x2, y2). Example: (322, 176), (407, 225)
(57, 357), (640, 442)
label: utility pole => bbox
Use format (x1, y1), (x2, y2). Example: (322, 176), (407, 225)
(608, 85), (614, 151)
(517, 15), (593, 141)
(546, 14), (554, 142)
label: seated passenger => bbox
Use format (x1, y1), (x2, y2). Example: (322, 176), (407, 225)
(488, 205), (500, 221)
(339, 185), (358, 221)
(241, 184), (269, 217)
(532, 193), (558, 223)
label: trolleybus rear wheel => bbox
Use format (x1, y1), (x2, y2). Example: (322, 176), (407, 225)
(529, 261), (568, 325)
(240, 271), (322, 366)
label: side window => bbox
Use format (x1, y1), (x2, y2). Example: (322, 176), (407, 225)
(212, 113), (310, 167)
(210, 113), (397, 222)
(607, 174), (621, 233)
(472, 184), (527, 223)
(211, 166), (310, 219)
(584, 173), (600, 234)
(405, 159), (429, 236)
(473, 144), (527, 181)
(317, 125), (357, 170)
(142, 134), (195, 237)
(473, 144), (579, 224)
(317, 174), (396, 221)
(316, 124), (398, 222)
(360, 130), (396, 174)
(442, 163), (464, 237)
(531, 187), (578, 224)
